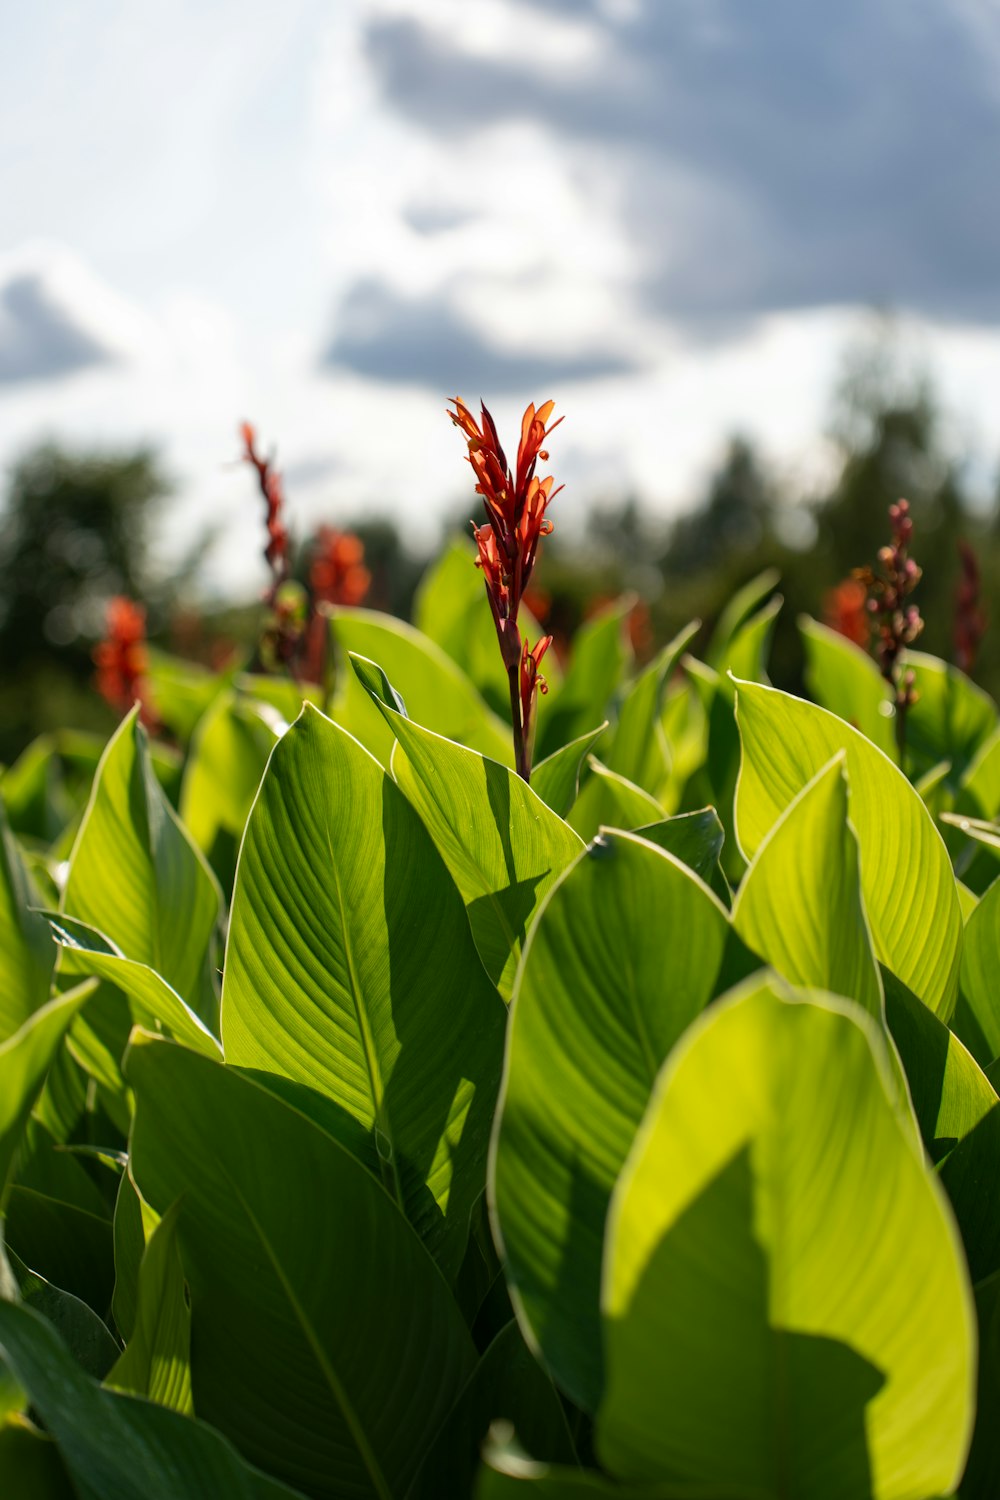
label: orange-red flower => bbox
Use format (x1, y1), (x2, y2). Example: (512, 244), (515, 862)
(823, 577), (870, 649)
(309, 526), (371, 608)
(240, 421), (289, 594)
(449, 397), (563, 658)
(449, 396), (563, 780)
(94, 597), (157, 727)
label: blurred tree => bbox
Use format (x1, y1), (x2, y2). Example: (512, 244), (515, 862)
(814, 339), (972, 665)
(0, 443), (169, 761)
(662, 437), (777, 580)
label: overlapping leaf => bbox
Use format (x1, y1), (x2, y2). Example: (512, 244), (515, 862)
(222, 704), (506, 1277)
(61, 710), (222, 1025)
(492, 831), (729, 1412)
(599, 979), (975, 1500)
(354, 656), (583, 998)
(735, 681), (962, 1017)
(126, 1034), (476, 1500)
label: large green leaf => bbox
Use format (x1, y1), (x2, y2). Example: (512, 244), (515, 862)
(732, 756), (882, 1019)
(603, 625), (699, 796)
(61, 711), (222, 1025)
(735, 681), (963, 1018)
(221, 705), (505, 1278)
(0, 1301), (306, 1500)
(144, 648), (227, 744)
(8, 1247), (120, 1381)
(0, 983), (94, 1208)
(331, 607), (512, 766)
(535, 603), (631, 761)
(905, 649), (997, 779)
(0, 798), (54, 1040)
(717, 595), (782, 690)
(492, 832), (729, 1412)
(956, 875), (1000, 1067)
(105, 1198), (191, 1413)
(881, 969), (1000, 1281)
(531, 725), (608, 819)
(354, 655), (583, 998)
(476, 1435), (722, 1498)
(707, 568), (781, 667)
(799, 616), (896, 757)
(962, 1269), (1000, 1500)
(126, 1034), (476, 1500)
(408, 1321), (576, 1500)
(599, 978), (974, 1499)
(49, 914), (221, 1057)
(631, 809), (727, 896)
(566, 760), (665, 843)
(179, 690), (278, 855)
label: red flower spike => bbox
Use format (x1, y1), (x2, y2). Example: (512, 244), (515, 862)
(240, 421), (290, 599)
(856, 497), (924, 762)
(449, 395), (563, 780)
(94, 596), (157, 728)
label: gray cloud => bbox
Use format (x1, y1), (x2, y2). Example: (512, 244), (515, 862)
(365, 0), (1000, 327)
(0, 271), (114, 384)
(323, 279), (638, 391)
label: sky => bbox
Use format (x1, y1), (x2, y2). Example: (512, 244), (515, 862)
(4, 0), (1000, 595)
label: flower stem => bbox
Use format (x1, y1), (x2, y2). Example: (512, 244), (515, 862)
(507, 661), (530, 782)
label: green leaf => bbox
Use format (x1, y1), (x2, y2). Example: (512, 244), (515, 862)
(566, 760), (665, 843)
(5, 1121), (115, 1316)
(603, 624), (699, 795)
(717, 595), (782, 691)
(599, 978), (975, 1499)
(331, 608), (512, 766)
(707, 568), (781, 667)
(7, 1248), (120, 1380)
(408, 1321), (576, 1500)
(476, 1434), (722, 1498)
(961, 1269), (1000, 1500)
(962, 724), (1000, 819)
(126, 1034), (476, 1500)
(0, 798), (54, 1040)
(353, 656), (583, 999)
(956, 875), (1000, 1067)
(531, 725), (608, 819)
(631, 809), (726, 893)
(881, 968), (1000, 1282)
(492, 832), (729, 1412)
(799, 616), (896, 757)
(735, 681), (963, 1018)
(111, 1171), (145, 1343)
(905, 649), (997, 779)
(732, 756), (882, 1019)
(144, 649), (227, 744)
(0, 1301), (307, 1500)
(221, 705), (505, 1278)
(0, 984), (95, 1209)
(179, 690), (278, 854)
(0, 1424), (76, 1499)
(49, 914), (221, 1057)
(106, 1199), (191, 1414)
(535, 603), (631, 762)
(61, 711), (222, 1026)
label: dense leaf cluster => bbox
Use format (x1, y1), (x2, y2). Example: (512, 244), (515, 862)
(2, 560), (1000, 1498)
